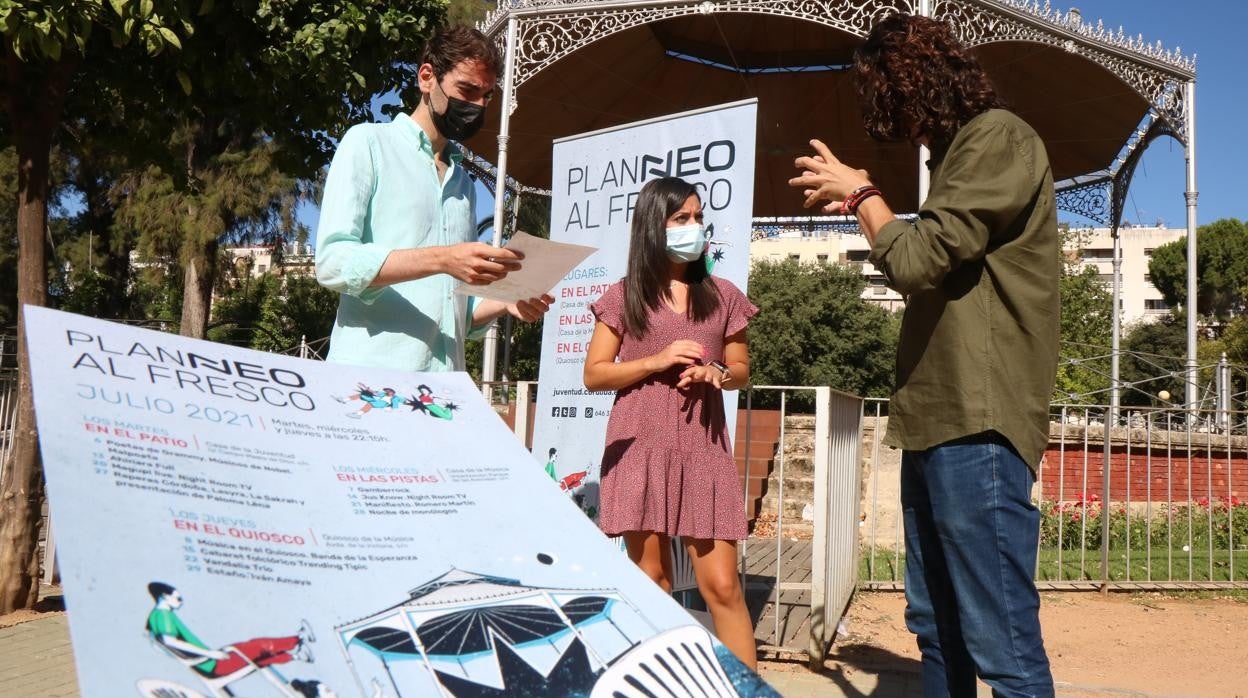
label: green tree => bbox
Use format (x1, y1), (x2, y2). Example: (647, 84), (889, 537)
(1120, 314), (1189, 407)
(252, 275), (340, 354)
(1149, 219), (1248, 323)
(207, 253), (274, 347)
(140, 1), (444, 339)
(50, 118), (151, 321)
(1054, 227), (1114, 403)
(1220, 314), (1248, 367)
(746, 258), (898, 410)
(113, 138), (304, 339)
(446, 0), (492, 27)
(0, 0), (193, 613)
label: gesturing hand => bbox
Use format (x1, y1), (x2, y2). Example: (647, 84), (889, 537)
(788, 139), (872, 214)
(508, 294), (555, 322)
(646, 340), (705, 373)
(442, 242), (523, 285)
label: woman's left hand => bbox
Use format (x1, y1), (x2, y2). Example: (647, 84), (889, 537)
(677, 364), (724, 390)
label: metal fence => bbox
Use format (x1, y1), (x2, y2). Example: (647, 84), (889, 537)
(490, 381), (866, 665)
(0, 370), (16, 471)
(859, 400), (1248, 590)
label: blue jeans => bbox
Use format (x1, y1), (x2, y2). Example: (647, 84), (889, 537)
(901, 432), (1054, 698)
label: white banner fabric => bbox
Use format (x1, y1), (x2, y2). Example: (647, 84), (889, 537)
(532, 100), (758, 528)
(23, 306), (778, 697)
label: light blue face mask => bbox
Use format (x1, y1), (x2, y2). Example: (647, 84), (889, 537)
(665, 223), (709, 263)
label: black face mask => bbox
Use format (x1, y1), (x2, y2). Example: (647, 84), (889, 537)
(429, 80), (486, 141)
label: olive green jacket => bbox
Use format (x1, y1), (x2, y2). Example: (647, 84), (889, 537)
(869, 109), (1060, 467)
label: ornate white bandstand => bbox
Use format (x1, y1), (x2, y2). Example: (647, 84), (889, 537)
(461, 1), (1196, 661)
(464, 0), (1197, 417)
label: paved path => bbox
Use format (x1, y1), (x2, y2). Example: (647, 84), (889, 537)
(0, 615), (77, 697)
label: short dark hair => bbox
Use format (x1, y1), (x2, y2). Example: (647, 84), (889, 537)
(622, 177), (719, 339)
(854, 14), (1003, 145)
(420, 25), (501, 79)
(148, 581), (175, 601)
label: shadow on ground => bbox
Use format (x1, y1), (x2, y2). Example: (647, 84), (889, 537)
(764, 643), (923, 698)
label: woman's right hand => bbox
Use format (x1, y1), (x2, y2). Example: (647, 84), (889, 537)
(646, 340), (705, 373)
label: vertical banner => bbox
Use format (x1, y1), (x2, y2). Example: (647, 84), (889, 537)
(24, 306), (778, 697)
(533, 100), (758, 527)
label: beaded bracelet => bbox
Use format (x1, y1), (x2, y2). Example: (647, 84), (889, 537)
(842, 185), (882, 216)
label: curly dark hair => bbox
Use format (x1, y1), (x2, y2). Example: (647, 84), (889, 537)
(853, 14), (1004, 145)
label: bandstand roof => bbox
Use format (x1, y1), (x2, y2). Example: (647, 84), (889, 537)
(465, 0), (1195, 222)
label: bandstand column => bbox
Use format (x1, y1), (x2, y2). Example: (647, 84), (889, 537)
(1184, 79), (1199, 411)
(482, 16), (520, 392)
(918, 0), (932, 204)
(1110, 221), (1122, 423)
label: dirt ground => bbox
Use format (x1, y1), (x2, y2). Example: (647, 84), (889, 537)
(779, 591), (1248, 697)
(5, 592), (1247, 696)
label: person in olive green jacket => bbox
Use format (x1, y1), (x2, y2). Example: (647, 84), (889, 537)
(790, 14), (1057, 698)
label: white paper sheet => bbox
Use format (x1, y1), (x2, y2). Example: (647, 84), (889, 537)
(455, 232), (598, 304)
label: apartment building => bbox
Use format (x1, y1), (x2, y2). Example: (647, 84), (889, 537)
(749, 225), (1185, 324)
(1066, 226), (1183, 325)
(226, 242), (315, 279)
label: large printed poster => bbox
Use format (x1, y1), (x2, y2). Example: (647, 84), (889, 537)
(533, 100), (758, 524)
(24, 306), (777, 697)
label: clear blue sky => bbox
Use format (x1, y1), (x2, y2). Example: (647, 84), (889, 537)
(302, 1), (1244, 241)
(1062, 0), (1246, 228)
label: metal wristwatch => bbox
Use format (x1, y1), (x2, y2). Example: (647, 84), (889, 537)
(708, 360), (731, 383)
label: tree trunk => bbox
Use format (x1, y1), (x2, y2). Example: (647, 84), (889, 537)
(0, 47), (75, 614)
(180, 241), (217, 339)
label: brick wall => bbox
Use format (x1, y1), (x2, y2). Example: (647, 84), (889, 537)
(1040, 442), (1248, 502)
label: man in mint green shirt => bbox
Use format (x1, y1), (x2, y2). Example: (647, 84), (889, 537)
(316, 26), (552, 372)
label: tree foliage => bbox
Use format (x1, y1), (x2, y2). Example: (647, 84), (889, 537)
(252, 275), (339, 354)
(1149, 219), (1248, 323)
(1054, 227), (1114, 403)
(0, 0), (447, 612)
(0, 0), (195, 616)
(746, 259), (898, 409)
(1119, 314), (1189, 407)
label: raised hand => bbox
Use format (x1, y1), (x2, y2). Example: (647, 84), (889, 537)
(788, 139), (872, 213)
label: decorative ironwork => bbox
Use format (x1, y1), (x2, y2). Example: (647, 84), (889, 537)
(479, 0), (1196, 211)
(935, 0), (1191, 140)
(457, 146), (552, 198)
(750, 213), (920, 239)
(1056, 106), (1183, 228)
(484, 0), (916, 89)
(1110, 115), (1177, 228)
(965, 1), (1194, 74)
(1055, 181), (1110, 226)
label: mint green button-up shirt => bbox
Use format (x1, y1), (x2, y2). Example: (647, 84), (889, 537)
(315, 114), (484, 372)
